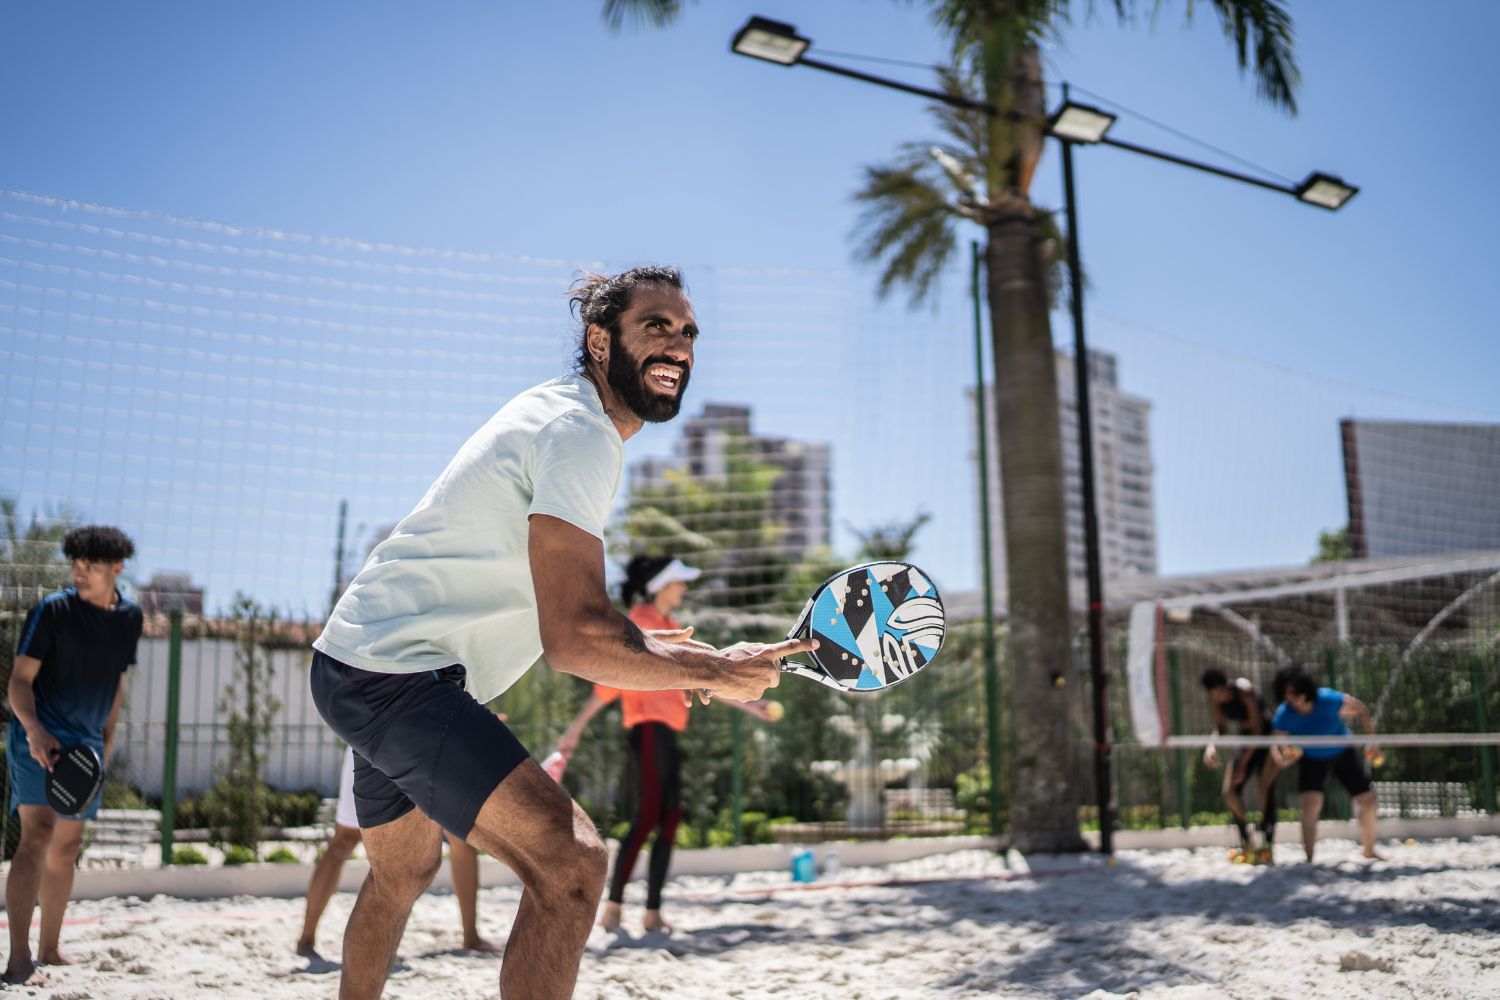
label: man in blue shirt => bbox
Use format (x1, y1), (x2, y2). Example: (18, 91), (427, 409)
(5, 525), (142, 986)
(1271, 669), (1383, 862)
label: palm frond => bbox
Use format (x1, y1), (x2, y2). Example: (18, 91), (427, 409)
(1200, 0), (1299, 113)
(600, 0), (691, 31)
(851, 159), (961, 306)
(1132, 0), (1299, 112)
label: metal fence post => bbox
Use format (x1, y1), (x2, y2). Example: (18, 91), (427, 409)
(160, 610), (183, 865)
(730, 709), (743, 845)
(1168, 648), (1190, 828)
(1472, 655), (1496, 815)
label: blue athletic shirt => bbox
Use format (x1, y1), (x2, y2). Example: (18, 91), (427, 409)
(14, 588), (142, 744)
(1271, 687), (1349, 760)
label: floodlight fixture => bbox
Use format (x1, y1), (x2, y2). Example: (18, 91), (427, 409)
(1048, 101), (1117, 144)
(1294, 172), (1359, 211)
(730, 16), (810, 66)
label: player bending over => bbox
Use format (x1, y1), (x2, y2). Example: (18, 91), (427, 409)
(1201, 667), (1282, 861)
(1271, 669), (1383, 862)
(309, 266), (815, 1000)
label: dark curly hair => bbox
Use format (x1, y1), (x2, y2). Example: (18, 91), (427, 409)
(621, 553), (675, 608)
(62, 524), (135, 563)
(568, 265), (686, 371)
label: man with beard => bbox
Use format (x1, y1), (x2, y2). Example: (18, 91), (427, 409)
(310, 265), (814, 1000)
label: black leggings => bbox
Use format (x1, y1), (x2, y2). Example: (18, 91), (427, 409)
(608, 722), (683, 909)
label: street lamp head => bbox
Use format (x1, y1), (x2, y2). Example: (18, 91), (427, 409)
(1048, 102), (1117, 144)
(730, 16), (811, 66)
(1294, 172), (1358, 211)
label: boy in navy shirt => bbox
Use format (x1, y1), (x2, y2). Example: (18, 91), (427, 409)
(5, 525), (141, 985)
(1271, 670), (1383, 862)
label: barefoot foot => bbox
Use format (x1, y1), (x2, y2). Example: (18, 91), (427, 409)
(462, 933), (501, 954)
(3, 959), (49, 986)
(598, 901), (622, 931)
(38, 948), (74, 967)
(642, 909), (674, 935)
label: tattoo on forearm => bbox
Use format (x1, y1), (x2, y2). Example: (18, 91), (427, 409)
(621, 620), (647, 654)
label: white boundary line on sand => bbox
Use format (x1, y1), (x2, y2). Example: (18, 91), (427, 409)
(6, 819), (1497, 904)
(4, 835), (1003, 903)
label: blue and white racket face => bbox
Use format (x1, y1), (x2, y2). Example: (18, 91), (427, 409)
(788, 562), (944, 692)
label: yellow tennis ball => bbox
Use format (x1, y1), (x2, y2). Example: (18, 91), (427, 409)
(765, 701), (785, 721)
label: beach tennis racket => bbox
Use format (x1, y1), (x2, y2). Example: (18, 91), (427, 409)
(781, 561), (945, 693)
(46, 743), (103, 818)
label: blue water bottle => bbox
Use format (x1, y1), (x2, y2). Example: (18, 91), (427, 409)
(791, 847), (816, 883)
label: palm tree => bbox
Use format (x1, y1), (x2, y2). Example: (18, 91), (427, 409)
(601, 0), (1297, 851)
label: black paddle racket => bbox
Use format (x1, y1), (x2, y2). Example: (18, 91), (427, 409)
(781, 561), (945, 693)
(46, 743), (103, 818)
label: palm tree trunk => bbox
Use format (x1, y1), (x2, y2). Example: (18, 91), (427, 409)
(982, 38), (1085, 853)
(985, 216), (1086, 853)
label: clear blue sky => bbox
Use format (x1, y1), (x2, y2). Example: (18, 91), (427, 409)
(3, 1), (1497, 609)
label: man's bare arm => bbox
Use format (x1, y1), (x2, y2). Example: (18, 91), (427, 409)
(103, 673), (127, 763)
(529, 514), (812, 701)
(1340, 693), (1377, 734)
(8, 654), (58, 769)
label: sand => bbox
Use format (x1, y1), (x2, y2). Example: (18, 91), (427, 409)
(4, 836), (1497, 999)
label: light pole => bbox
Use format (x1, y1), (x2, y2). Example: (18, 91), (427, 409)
(730, 15), (1358, 854)
(1049, 84), (1355, 851)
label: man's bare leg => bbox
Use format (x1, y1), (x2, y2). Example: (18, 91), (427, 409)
(37, 817), (85, 966)
(1354, 790), (1383, 859)
(464, 760), (607, 1000)
(339, 808), (441, 1000)
(1299, 790), (1323, 861)
(297, 825), (362, 957)
(445, 833), (498, 952)
(3, 806), (56, 984)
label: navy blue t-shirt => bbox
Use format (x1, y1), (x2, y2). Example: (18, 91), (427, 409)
(15, 588), (142, 743)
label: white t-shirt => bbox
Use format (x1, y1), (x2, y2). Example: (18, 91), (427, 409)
(314, 374), (623, 704)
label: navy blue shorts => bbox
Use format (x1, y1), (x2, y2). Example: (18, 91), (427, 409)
(309, 650), (530, 838)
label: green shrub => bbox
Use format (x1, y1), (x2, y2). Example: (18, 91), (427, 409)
(264, 847), (299, 864)
(222, 843), (257, 865)
(101, 774), (148, 810)
(171, 846), (209, 865)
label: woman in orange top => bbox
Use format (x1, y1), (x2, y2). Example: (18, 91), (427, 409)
(558, 554), (775, 933)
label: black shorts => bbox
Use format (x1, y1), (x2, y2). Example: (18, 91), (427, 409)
(1230, 747), (1271, 790)
(1297, 747), (1371, 797)
(309, 649), (530, 837)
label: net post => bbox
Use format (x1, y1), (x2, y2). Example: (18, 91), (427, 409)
(1167, 648), (1190, 829)
(160, 610), (183, 865)
(1472, 656), (1496, 814)
(730, 709), (743, 845)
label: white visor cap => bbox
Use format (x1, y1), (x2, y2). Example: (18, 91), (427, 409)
(646, 558), (702, 596)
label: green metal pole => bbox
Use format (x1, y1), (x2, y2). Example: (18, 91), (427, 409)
(1168, 648), (1190, 829)
(972, 239), (1004, 839)
(1324, 647), (1349, 820)
(730, 708), (743, 845)
(1472, 656), (1496, 815)
(160, 610), (183, 865)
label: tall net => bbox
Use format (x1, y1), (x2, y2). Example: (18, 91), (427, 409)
(3, 187), (1496, 864)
